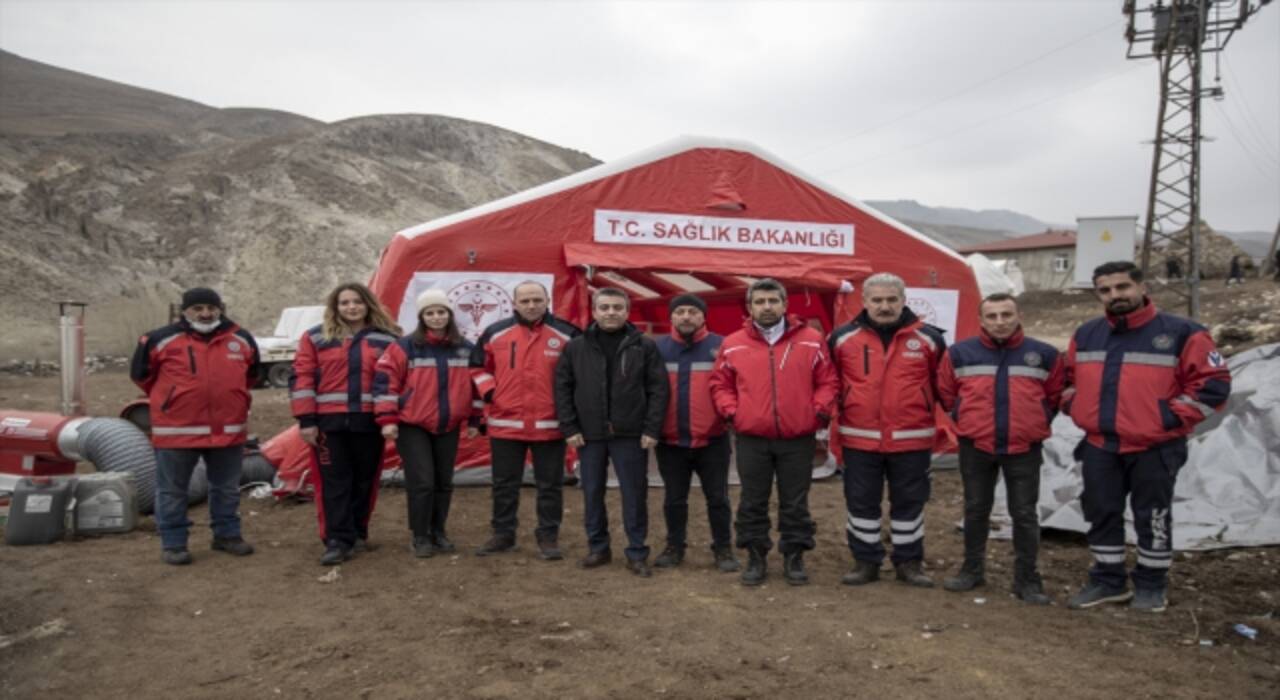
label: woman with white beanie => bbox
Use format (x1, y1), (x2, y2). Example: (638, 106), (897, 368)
(373, 289), (481, 557)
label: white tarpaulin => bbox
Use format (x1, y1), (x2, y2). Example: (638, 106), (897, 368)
(991, 259), (1025, 296)
(965, 253), (1018, 298)
(992, 343), (1280, 550)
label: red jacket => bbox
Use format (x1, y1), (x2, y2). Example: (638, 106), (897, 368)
(937, 327), (1065, 455)
(1064, 300), (1230, 453)
(130, 319), (260, 449)
(656, 327), (725, 448)
(709, 315), (838, 439)
(290, 325), (399, 430)
(828, 309), (946, 453)
(373, 335), (482, 433)
(470, 314), (581, 441)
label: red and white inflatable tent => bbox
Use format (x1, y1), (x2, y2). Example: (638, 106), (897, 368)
(265, 136), (980, 487)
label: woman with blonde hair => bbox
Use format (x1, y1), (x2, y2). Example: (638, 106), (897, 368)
(374, 289), (481, 557)
(290, 282), (401, 565)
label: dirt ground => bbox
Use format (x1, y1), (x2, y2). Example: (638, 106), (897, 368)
(3, 285), (1280, 699)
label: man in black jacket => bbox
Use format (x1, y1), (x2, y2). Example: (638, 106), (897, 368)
(555, 287), (668, 576)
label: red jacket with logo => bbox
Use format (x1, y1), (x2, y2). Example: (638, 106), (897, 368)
(656, 327), (725, 448)
(1064, 300), (1230, 453)
(373, 334), (482, 433)
(470, 313), (581, 441)
(290, 325), (399, 431)
(937, 327), (1065, 455)
(130, 319), (260, 449)
(828, 309), (947, 453)
(708, 315), (838, 440)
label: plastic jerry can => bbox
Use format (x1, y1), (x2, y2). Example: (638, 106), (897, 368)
(4, 477), (74, 545)
(74, 473), (137, 534)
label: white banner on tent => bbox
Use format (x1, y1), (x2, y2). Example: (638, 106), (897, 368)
(594, 209), (854, 256)
(904, 287), (959, 342)
(1074, 216), (1137, 287)
(397, 272), (555, 342)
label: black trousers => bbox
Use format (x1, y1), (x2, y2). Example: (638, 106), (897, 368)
(843, 448), (931, 565)
(489, 437), (565, 540)
(655, 436), (733, 550)
(317, 430), (384, 547)
(734, 433), (816, 554)
(396, 425), (459, 539)
(958, 439), (1042, 583)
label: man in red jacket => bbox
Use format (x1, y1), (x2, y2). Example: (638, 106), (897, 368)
(130, 287), (259, 565)
(937, 293), (1064, 604)
(1064, 261), (1230, 613)
(830, 272), (946, 588)
(709, 279), (838, 587)
(470, 281), (581, 559)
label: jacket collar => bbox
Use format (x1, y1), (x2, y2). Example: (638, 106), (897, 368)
(743, 314), (806, 342)
(516, 312), (549, 329)
(978, 326), (1024, 349)
(669, 325), (709, 345)
(587, 321), (639, 340)
(1106, 298), (1158, 332)
(179, 317), (233, 338)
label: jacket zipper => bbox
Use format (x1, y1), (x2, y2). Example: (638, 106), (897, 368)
(510, 340), (516, 369)
(768, 345), (782, 437)
(863, 345), (870, 375)
(160, 386), (176, 413)
(187, 346), (197, 374)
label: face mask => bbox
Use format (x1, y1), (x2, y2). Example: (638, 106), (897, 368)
(190, 319), (220, 333)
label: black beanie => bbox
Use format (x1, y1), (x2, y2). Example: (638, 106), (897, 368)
(668, 294), (708, 315)
(182, 287), (223, 310)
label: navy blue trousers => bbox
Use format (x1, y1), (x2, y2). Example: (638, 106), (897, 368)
(578, 438), (650, 561)
(655, 436), (733, 551)
(842, 448), (932, 565)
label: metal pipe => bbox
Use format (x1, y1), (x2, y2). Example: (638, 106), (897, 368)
(58, 301), (88, 417)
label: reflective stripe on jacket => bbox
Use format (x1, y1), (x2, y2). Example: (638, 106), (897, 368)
(937, 327), (1065, 455)
(130, 319), (259, 449)
(290, 325), (398, 429)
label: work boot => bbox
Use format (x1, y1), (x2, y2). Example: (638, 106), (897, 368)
(211, 536), (255, 556)
(1013, 579), (1053, 606)
(412, 536), (435, 559)
(353, 537), (376, 553)
(536, 535), (563, 561)
(895, 560), (935, 588)
(713, 546), (741, 573)
(579, 550), (613, 569)
(841, 560), (881, 586)
(783, 551), (809, 586)
(1067, 581), (1132, 610)
(653, 544), (684, 568)
(741, 547), (767, 587)
(1129, 588), (1167, 613)
(430, 533), (456, 554)
(626, 558), (653, 578)
(475, 534), (516, 557)
(320, 541), (350, 566)
(161, 547), (193, 566)
(943, 563), (985, 592)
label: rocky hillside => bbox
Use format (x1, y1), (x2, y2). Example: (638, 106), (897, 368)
(0, 50), (597, 360)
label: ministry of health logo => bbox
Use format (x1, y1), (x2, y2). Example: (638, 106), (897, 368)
(448, 280), (513, 342)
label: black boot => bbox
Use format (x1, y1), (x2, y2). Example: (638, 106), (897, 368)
(943, 562), (985, 592)
(783, 551), (809, 586)
(741, 547), (767, 586)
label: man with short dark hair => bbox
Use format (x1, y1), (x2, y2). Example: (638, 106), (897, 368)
(830, 272), (946, 588)
(130, 288), (260, 565)
(937, 293), (1064, 604)
(1064, 261), (1230, 613)
(653, 294), (739, 573)
(555, 287), (668, 577)
(470, 281), (581, 560)
(710, 279), (838, 586)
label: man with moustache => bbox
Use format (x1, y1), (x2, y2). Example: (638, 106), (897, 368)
(1063, 261), (1230, 613)
(555, 287), (667, 577)
(709, 279), (839, 587)
(830, 272), (946, 588)
(470, 281), (581, 560)
(936, 293), (1064, 604)
(652, 294), (740, 573)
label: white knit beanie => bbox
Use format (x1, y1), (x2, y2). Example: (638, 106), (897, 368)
(416, 289), (450, 314)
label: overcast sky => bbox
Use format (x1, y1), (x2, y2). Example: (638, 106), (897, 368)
(2, 0), (1276, 232)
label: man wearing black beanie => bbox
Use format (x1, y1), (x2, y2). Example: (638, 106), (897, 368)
(130, 287), (260, 565)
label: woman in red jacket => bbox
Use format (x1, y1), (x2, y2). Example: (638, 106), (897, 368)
(373, 289), (481, 558)
(290, 282), (401, 565)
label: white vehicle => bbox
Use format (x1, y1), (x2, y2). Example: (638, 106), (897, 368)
(255, 306), (325, 388)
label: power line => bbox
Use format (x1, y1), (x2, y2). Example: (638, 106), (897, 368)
(797, 17), (1123, 160)
(1219, 57), (1280, 157)
(1211, 101), (1280, 181)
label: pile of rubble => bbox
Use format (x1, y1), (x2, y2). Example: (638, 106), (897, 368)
(1, 355), (130, 377)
